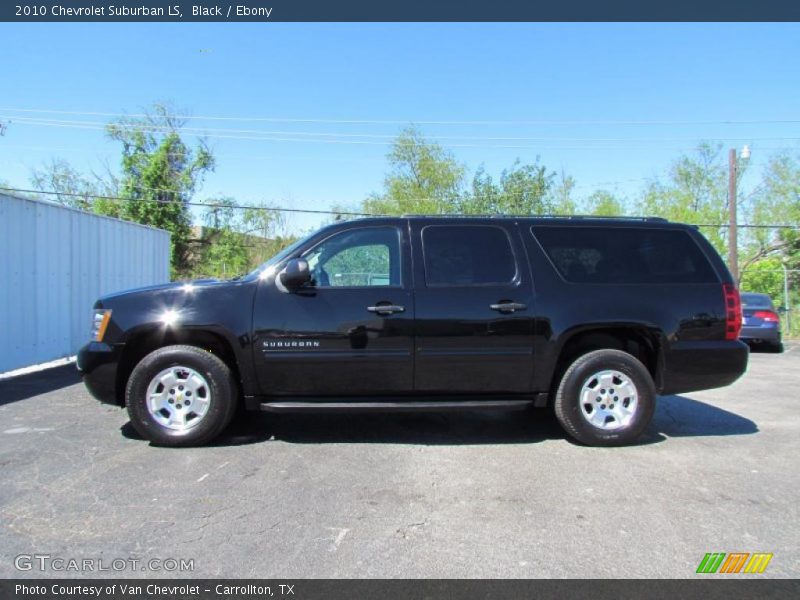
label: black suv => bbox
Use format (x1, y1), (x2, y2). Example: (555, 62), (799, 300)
(78, 216), (748, 447)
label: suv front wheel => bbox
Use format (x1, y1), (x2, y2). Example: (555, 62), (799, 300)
(126, 345), (237, 446)
(554, 349), (656, 446)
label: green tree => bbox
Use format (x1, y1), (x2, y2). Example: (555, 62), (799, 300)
(638, 143), (730, 256)
(362, 127), (466, 215)
(352, 128), (565, 218)
(741, 152), (800, 332)
(241, 202), (293, 265)
(193, 198), (294, 278)
(463, 160), (554, 215)
(30, 159), (117, 211)
(740, 257), (786, 301)
(196, 198), (249, 278)
(106, 103), (214, 276)
(548, 169), (578, 214)
(584, 190), (626, 216)
(744, 152), (800, 272)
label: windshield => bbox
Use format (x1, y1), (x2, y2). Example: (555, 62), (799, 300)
(244, 233), (314, 280)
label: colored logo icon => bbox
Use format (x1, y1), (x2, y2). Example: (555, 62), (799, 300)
(696, 552), (773, 574)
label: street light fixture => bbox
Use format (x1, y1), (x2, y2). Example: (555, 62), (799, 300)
(741, 144), (751, 161)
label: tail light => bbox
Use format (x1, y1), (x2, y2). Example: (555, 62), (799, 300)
(753, 310), (780, 323)
(723, 284), (742, 340)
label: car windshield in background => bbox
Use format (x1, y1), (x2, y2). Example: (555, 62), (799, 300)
(741, 294), (773, 308)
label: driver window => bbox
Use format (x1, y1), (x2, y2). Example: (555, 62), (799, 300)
(303, 227), (401, 288)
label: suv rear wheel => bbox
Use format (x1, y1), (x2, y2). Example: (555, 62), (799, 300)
(126, 345), (237, 446)
(554, 349), (656, 446)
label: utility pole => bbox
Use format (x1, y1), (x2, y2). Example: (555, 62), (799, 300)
(728, 145), (750, 283)
(728, 148), (739, 282)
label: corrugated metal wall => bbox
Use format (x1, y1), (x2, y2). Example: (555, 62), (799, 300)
(0, 193), (170, 372)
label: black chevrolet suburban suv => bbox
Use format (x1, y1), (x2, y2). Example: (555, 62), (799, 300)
(78, 216), (748, 447)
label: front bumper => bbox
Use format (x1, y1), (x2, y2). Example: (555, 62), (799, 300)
(77, 342), (124, 405)
(659, 340), (749, 395)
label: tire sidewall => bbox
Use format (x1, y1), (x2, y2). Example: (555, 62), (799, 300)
(557, 350), (656, 446)
(126, 346), (234, 446)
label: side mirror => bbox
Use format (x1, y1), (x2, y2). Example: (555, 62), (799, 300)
(279, 258), (311, 291)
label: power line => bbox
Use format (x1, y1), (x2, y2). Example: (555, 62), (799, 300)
(0, 141), (775, 195)
(0, 143), (388, 164)
(13, 170), (775, 204)
(701, 223), (800, 229)
(0, 186), (376, 217)
(740, 269), (800, 272)
(3, 185), (798, 229)
(0, 118), (604, 150)
(5, 115), (800, 144)
(3, 107), (800, 126)
(0, 177), (664, 206)
(4, 116), (800, 149)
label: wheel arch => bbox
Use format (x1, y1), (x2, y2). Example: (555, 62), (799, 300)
(548, 324), (665, 399)
(116, 326), (245, 406)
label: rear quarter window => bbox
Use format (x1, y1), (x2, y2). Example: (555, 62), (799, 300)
(531, 226), (718, 284)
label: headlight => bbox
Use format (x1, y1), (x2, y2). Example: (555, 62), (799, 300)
(91, 309), (112, 342)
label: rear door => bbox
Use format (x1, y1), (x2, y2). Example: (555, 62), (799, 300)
(410, 220), (535, 394)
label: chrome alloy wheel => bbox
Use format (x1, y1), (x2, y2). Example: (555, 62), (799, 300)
(579, 369), (638, 430)
(145, 366), (211, 431)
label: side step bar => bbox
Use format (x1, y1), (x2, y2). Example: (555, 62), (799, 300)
(259, 399), (536, 413)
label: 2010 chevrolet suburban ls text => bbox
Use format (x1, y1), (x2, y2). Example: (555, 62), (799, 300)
(78, 216), (748, 447)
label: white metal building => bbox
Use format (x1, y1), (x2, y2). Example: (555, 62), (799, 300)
(0, 192), (170, 372)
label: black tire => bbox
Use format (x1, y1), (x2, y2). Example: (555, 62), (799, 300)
(769, 342), (784, 354)
(553, 349), (656, 446)
(126, 345), (238, 447)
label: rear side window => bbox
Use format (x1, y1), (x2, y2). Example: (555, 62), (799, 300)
(423, 225), (517, 286)
(741, 294), (773, 308)
(531, 226), (718, 284)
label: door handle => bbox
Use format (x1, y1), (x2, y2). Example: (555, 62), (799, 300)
(490, 302), (527, 314)
(367, 304), (405, 315)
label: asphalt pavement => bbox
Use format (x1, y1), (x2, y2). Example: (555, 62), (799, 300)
(1, 344), (798, 578)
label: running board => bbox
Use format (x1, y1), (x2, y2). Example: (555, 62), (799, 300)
(259, 399), (535, 413)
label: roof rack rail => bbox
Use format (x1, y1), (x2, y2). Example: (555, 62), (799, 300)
(399, 213), (669, 222)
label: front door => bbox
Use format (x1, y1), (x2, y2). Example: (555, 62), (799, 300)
(252, 224), (414, 396)
(411, 221), (535, 394)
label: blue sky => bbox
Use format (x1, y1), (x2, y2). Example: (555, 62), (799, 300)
(1, 23), (799, 233)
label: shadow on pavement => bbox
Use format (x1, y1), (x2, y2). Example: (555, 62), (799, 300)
(122, 408), (566, 447)
(0, 364), (82, 407)
(212, 395), (757, 447)
(650, 394), (758, 438)
(121, 394), (758, 448)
